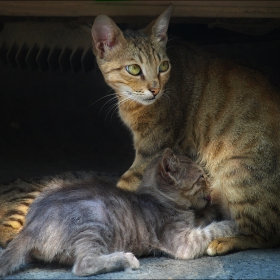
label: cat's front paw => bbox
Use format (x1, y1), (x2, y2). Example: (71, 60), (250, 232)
(117, 170), (142, 191)
(207, 237), (236, 256)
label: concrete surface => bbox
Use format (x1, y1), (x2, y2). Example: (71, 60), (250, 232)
(1, 247), (280, 279)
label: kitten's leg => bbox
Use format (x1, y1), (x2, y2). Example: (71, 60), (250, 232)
(72, 230), (139, 276)
(72, 252), (139, 276)
(0, 232), (32, 277)
(170, 221), (237, 260)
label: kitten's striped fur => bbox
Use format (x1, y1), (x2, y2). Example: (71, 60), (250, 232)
(91, 6), (280, 255)
(0, 172), (118, 248)
(0, 149), (236, 277)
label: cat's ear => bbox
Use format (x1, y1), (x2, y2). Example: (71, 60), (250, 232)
(159, 148), (180, 184)
(143, 5), (172, 45)
(91, 15), (126, 59)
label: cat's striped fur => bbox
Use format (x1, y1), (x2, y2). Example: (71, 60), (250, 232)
(0, 179), (41, 248)
(0, 149), (236, 277)
(91, 6), (280, 255)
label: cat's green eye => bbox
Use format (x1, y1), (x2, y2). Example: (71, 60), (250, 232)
(159, 61), (169, 73)
(126, 64), (142, 76)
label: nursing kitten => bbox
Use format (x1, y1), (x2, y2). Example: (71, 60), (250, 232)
(0, 171), (118, 248)
(91, 6), (280, 255)
(0, 149), (236, 277)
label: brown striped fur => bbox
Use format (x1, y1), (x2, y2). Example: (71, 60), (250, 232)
(0, 180), (42, 248)
(91, 6), (280, 255)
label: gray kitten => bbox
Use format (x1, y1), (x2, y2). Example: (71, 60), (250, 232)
(0, 149), (236, 277)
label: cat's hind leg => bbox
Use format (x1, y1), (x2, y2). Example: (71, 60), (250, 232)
(0, 224), (21, 248)
(72, 252), (139, 276)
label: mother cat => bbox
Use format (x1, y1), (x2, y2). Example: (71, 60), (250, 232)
(91, 6), (280, 255)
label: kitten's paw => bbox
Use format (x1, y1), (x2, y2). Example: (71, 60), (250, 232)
(117, 171), (142, 191)
(124, 252), (140, 271)
(73, 252), (139, 276)
(207, 237), (235, 256)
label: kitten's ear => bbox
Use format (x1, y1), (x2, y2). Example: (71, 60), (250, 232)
(143, 5), (172, 45)
(91, 15), (126, 59)
(159, 148), (180, 184)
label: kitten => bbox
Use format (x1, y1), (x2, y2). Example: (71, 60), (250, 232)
(91, 6), (280, 254)
(0, 149), (236, 277)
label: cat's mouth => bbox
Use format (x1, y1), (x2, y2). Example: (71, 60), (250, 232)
(123, 90), (160, 105)
(134, 96), (157, 105)
(145, 96), (156, 102)
(120, 93), (157, 105)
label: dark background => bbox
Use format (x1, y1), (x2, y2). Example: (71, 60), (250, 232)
(0, 18), (279, 183)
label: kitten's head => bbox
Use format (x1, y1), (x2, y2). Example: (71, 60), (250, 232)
(141, 148), (211, 210)
(91, 6), (172, 105)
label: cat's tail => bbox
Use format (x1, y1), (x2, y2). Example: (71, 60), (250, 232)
(0, 232), (32, 277)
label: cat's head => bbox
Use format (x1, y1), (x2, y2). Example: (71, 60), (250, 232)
(141, 148), (211, 210)
(91, 6), (172, 105)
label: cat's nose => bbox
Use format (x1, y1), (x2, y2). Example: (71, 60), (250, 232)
(150, 88), (160, 96)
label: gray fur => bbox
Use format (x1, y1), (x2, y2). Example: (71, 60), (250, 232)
(0, 149), (237, 277)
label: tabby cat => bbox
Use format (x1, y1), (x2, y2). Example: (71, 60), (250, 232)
(0, 149), (236, 277)
(91, 5), (280, 255)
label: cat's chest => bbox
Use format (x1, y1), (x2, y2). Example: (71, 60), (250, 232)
(118, 104), (158, 133)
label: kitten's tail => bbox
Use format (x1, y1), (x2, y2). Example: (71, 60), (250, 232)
(0, 232), (31, 277)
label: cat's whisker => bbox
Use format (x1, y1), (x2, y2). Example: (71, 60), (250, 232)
(109, 105), (120, 124)
(167, 36), (180, 43)
(117, 96), (131, 108)
(105, 96), (131, 123)
(121, 99), (135, 120)
(105, 103), (119, 123)
(107, 97), (130, 123)
(98, 91), (131, 115)
(110, 102), (127, 124)
(87, 90), (115, 109)
(99, 91), (133, 122)
(109, 97), (132, 122)
(98, 96), (119, 118)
